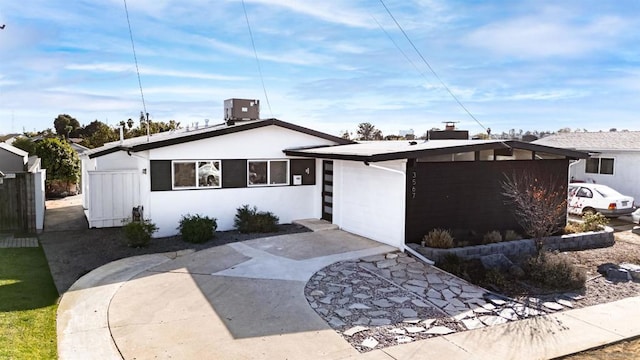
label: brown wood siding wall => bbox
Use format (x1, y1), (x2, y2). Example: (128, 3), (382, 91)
(405, 159), (569, 244)
(0, 173), (36, 233)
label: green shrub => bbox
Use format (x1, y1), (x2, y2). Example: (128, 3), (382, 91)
(234, 205), (279, 233)
(437, 253), (463, 275)
(484, 268), (507, 288)
(525, 251), (586, 290)
(178, 214), (217, 243)
(564, 222), (582, 234)
(504, 230), (522, 241)
(123, 219), (158, 248)
(423, 228), (454, 249)
(482, 230), (503, 244)
(581, 212), (608, 232)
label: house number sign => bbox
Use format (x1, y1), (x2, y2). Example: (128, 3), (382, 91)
(411, 171), (417, 199)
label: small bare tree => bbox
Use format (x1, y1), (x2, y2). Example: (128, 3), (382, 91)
(501, 172), (567, 240)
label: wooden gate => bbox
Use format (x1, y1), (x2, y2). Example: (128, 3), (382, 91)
(86, 171), (140, 228)
(0, 173), (36, 233)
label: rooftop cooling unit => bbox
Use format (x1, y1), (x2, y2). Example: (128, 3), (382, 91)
(224, 99), (260, 124)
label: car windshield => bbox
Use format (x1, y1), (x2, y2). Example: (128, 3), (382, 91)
(593, 186), (623, 198)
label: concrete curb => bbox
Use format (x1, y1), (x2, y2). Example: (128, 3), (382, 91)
(345, 296), (640, 360)
(57, 252), (189, 360)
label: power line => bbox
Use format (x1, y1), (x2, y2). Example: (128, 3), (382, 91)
(123, 0), (148, 123)
(241, 0), (274, 118)
(370, 14), (434, 89)
(378, 0), (489, 133)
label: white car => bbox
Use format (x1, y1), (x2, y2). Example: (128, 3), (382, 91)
(568, 183), (634, 217)
(632, 208), (640, 224)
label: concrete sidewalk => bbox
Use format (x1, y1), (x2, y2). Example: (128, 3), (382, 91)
(57, 230), (640, 360)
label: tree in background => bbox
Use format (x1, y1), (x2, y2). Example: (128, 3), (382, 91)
(340, 130), (351, 140)
(35, 138), (80, 195)
(53, 114), (81, 139)
(81, 121), (119, 148)
(356, 122), (383, 140)
(11, 137), (37, 156)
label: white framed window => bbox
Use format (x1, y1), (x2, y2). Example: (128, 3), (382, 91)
(585, 157), (614, 175)
(172, 160), (221, 189)
(248, 159), (289, 186)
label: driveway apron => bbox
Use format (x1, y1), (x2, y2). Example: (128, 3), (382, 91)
(106, 230), (395, 359)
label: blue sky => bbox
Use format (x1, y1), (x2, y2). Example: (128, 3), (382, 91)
(1, 0), (639, 137)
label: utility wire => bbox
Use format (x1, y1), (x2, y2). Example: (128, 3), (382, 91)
(370, 14), (434, 89)
(123, 0), (148, 124)
(242, 0), (274, 118)
(378, 0), (489, 134)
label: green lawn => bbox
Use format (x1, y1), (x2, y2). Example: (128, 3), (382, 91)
(0, 247), (59, 359)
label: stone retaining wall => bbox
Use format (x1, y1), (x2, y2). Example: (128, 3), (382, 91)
(410, 227), (615, 263)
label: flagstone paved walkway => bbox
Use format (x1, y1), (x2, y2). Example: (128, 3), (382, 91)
(305, 251), (584, 352)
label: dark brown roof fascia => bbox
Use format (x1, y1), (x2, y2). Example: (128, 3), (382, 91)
(506, 141), (588, 159)
(130, 118), (353, 153)
(285, 140), (588, 162)
(284, 142), (511, 162)
(87, 146), (129, 159)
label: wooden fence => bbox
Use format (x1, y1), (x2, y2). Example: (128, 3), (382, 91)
(0, 173), (37, 233)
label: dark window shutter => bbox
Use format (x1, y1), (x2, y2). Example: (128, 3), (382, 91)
(222, 159), (247, 188)
(290, 159), (316, 185)
(150, 160), (172, 191)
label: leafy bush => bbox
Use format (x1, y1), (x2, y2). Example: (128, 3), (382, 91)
(123, 219), (158, 248)
(482, 230), (503, 244)
(564, 222), (582, 234)
(565, 213), (608, 234)
(437, 253), (464, 275)
(178, 214), (217, 243)
(581, 212), (608, 232)
(234, 205), (279, 233)
(423, 228), (454, 249)
(504, 230), (522, 241)
(484, 268), (507, 288)
(525, 251), (586, 290)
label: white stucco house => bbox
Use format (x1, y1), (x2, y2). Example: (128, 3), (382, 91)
(533, 132), (640, 204)
(82, 118), (586, 250)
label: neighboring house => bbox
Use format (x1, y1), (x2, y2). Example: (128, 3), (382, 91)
(82, 117), (586, 250)
(0, 133), (21, 145)
(533, 132), (640, 203)
(0, 142), (46, 232)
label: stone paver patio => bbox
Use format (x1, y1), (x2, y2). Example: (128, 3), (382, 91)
(306, 251), (584, 352)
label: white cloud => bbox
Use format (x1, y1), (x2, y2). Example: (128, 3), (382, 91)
(241, 0), (378, 29)
(466, 15), (627, 58)
(66, 63), (250, 81)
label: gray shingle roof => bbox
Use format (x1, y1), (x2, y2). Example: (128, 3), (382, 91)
(533, 131), (640, 151)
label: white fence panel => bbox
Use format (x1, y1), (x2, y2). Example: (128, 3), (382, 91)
(86, 171), (140, 228)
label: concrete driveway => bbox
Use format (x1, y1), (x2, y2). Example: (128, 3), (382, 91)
(56, 227), (640, 360)
(57, 230), (396, 359)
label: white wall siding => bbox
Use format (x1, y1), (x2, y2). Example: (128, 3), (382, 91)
(570, 152), (640, 204)
(144, 125), (335, 236)
(332, 160), (406, 249)
(149, 125), (336, 160)
(150, 185), (319, 237)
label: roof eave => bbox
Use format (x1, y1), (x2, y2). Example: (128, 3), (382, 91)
(284, 140), (588, 162)
(507, 141), (588, 159)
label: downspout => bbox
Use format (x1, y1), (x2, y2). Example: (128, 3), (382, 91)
(363, 161), (435, 265)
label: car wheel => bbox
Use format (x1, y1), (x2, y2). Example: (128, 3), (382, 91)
(582, 207), (596, 216)
(207, 175), (215, 186)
